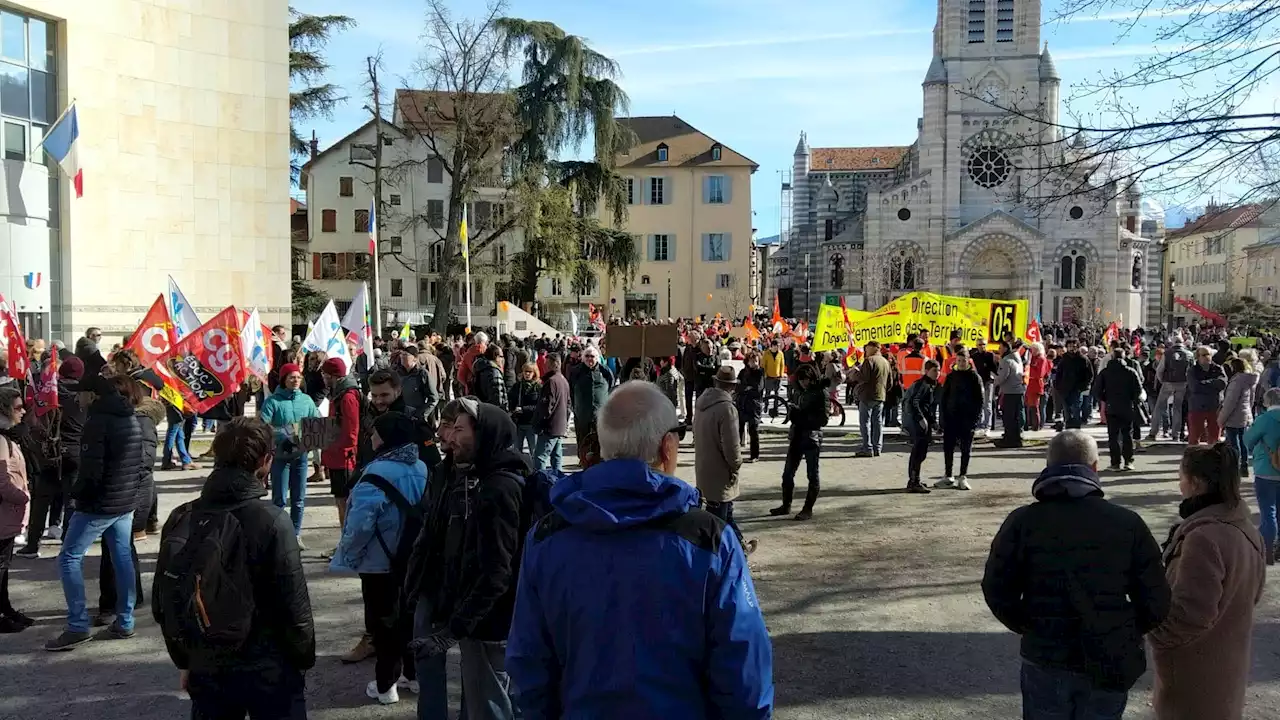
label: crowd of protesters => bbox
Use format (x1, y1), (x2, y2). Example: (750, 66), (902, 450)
(0, 310), (1276, 719)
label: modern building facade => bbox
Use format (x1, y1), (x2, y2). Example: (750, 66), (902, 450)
(3, 0), (291, 341)
(1167, 203), (1280, 322)
(564, 115), (756, 321)
(774, 0), (1164, 324)
(298, 91), (522, 327)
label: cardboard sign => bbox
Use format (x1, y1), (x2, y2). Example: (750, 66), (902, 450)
(299, 416), (339, 451)
(604, 324), (679, 358)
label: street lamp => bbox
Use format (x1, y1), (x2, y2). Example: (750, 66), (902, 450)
(804, 253), (811, 321)
(666, 273), (672, 319)
(1168, 260), (1177, 331)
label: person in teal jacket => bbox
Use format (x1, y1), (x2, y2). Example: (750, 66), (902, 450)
(1244, 386), (1280, 565)
(257, 363), (320, 539)
(330, 412), (427, 705)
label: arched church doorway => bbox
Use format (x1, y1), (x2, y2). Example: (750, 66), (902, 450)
(957, 234), (1035, 301)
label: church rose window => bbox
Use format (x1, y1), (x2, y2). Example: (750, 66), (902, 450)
(897, 208), (911, 221)
(967, 147), (1011, 188)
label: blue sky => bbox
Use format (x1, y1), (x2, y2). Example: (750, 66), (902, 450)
(292, 0), (1228, 232)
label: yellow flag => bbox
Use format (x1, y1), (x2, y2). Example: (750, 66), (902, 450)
(398, 322), (411, 342)
(460, 204), (469, 260)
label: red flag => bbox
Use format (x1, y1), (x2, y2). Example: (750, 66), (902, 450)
(125, 295), (179, 367)
(744, 317), (761, 343)
(1026, 318), (1043, 344)
(1133, 334), (1143, 357)
(772, 292), (782, 330)
(34, 353), (59, 416)
(1104, 322), (1120, 346)
(0, 296), (28, 380)
(160, 306), (245, 414)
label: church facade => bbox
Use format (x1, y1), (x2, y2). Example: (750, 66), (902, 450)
(776, 0), (1165, 327)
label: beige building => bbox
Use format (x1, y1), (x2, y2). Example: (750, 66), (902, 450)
(543, 115), (756, 321)
(1166, 203), (1279, 322)
(1243, 231), (1280, 305)
(3, 1), (291, 341)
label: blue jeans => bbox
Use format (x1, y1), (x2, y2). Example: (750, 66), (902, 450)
(1225, 427), (1248, 471)
(58, 511), (136, 633)
(534, 435), (563, 472)
(858, 400), (883, 453)
(270, 455), (308, 536)
(163, 419), (191, 466)
(1256, 477), (1279, 551)
(414, 597), (516, 720)
(1021, 662), (1126, 720)
(515, 425), (538, 457)
(1063, 391), (1087, 429)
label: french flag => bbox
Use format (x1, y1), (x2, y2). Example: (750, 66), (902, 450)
(367, 197), (377, 255)
(42, 103), (82, 198)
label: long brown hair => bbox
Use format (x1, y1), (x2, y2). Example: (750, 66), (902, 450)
(1180, 443), (1243, 508)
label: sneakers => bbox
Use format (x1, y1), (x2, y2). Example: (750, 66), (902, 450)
(13, 534), (23, 547)
(768, 505), (792, 517)
(854, 450), (874, 458)
(743, 538), (759, 555)
(933, 477), (957, 490)
(14, 545), (40, 559)
(295, 536), (307, 552)
(181, 463), (197, 471)
(397, 677), (420, 695)
(43, 525), (61, 540)
(907, 483), (932, 494)
(146, 519), (160, 535)
(956, 476), (971, 491)
(1119, 462), (1133, 472)
(342, 634), (376, 664)
(5, 610), (34, 629)
(793, 509), (814, 522)
(93, 621), (135, 641)
(92, 612), (116, 628)
(366, 680), (399, 705)
(0, 616), (26, 633)
(132, 531), (148, 542)
(1107, 464), (1122, 472)
(44, 630), (92, 651)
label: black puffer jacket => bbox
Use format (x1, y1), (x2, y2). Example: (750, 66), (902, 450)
(736, 365), (765, 423)
(133, 398), (164, 529)
(405, 402), (528, 642)
(982, 464), (1170, 691)
(940, 367), (983, 431)
(472, 356), (508, 409)
(1093, 357), (1144, 421)
(154, 466), (315, 673)
(73, 392), (145, 516)
(57, 378), (87, 456)
(1057, 352), (1096, 396)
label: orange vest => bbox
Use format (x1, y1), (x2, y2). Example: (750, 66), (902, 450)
(901, 354), (926, 389)
(940, 353), (959, 382)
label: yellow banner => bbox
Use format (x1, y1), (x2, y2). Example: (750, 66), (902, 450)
(815, 292), (1030, 351)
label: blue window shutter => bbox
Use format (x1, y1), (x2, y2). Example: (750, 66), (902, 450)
(665, 175), (673, 205)
(647, 234), (656, 261)
(702, 176), (710, 204)
(641, 178), (650, 205)
(723, 176), (732, 204)
(724, 232), (732, 261)
(669, 234), (676, 262)
(701, 233), (710, 261)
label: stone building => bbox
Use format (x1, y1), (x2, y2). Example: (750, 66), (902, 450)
(775, 0), (1165, 325)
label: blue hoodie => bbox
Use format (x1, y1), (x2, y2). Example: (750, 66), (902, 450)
(330, 443), (427, 574)
(506, 458), (774, 720)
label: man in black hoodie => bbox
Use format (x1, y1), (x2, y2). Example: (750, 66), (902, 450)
(982, 430), (1170, 719)
(1056, 338), (1096, 429)
(154, 417), (315, 719)
(406, 397), (527, 720)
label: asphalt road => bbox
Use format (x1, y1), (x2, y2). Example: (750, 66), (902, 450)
(3, 425), (1279, 719)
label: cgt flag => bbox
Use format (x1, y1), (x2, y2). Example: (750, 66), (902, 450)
(160, 306), (246, 414)
(0, 295), (28, 380)
(33, 352), (58, 416)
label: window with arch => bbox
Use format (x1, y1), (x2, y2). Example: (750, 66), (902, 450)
(889, 250), (918, 290)
(968, 0), (986, 43)
(1058, 252), (1087, 290)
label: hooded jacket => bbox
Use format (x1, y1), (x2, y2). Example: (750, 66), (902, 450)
(331, 443), (428, 575)
(259, 385), (321, 455)
(982, 463), (1171, 691)
(404, 402), (528, 641)
(1244, 406), (1280, 477)
(133, 398), (164, 530)
(1056, 351), (1095, 396)
(0, 423), (29, 540)
(1219, 370), (1259, 429)
(507, 459), (774, 719)
(995, 351), (1026, 396)
(472, 355), (508, 409)
(74, 391), (145, 516)
(56, 377), (86, 457)
(154, 466), (315, 673)
(321, 376), (362, 471)
(694, 387), (742, 503)
(397, 362), (436, 425)
(1093, 355), (1144, 420)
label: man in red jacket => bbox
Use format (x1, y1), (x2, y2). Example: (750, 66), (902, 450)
(456, 332), (488, 395)
(320, 357), (361, 533)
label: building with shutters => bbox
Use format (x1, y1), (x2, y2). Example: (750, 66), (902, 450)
(554, 115), (756, 321)
(773, 0), (1167, 325)
(298, 91), (522, 325)
(1167, 203), (1280, 323)
(0, 0), (292, 342)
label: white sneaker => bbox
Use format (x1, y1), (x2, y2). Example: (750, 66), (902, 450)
(43, 525), (61, 540)
(933, 477), (957, 490)
(365, 680), (399, 705)
(13, 534), (23, 547)
(397, 676), (420, 694)
(295, 535), (306, 551)
(957, 476), (971, 491)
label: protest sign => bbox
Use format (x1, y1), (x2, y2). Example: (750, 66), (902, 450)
(299, 416), (338, 451)
(815, 292), (1030, 350)
(811, 304), (872, 352)
(604, 325), (679, 358)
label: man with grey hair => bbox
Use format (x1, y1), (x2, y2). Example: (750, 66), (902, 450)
(982, 429), (1170, 719)
(507, 381), (774, 718)
(568, 343), (614, 466)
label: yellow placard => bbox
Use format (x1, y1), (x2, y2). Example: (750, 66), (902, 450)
(814, 292), (1030, 351)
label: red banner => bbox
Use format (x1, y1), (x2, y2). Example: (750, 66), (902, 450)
(125, 295), (178, 367)
(1026, 319), (1043, 344)
(33, 353), (58, 416)
(160, 306), (245, 414)
(1104, 322), (1120, 346)
(0, 297), (28, 380)
(1174, 296), (1227, 327)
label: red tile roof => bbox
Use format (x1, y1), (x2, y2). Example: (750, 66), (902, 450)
(1168, 204), (1269, 239)
(810, 146), (909, 172)
(290, 198), (304, 215)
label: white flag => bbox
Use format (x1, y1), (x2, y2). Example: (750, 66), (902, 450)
(241, 307), (271, 382)
(341, 283), (375, 360)
(570, 309), (579, 337)
(302, 301), (353, 371)
(166, 275), (201, 340)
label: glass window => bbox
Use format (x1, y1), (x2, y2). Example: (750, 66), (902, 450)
(654, 234), (670, 262)
(27, 18), (46, 71)
(0, 62), (28, 119)
(390, 235), (402, 253)
(708, 176), (724, 204)
(391, 279), (403, 297)
(29, 69), (47, 124)
(650, 177), (665, 205)
(1, 13), (24, 63)
(3, 120), (24, 161)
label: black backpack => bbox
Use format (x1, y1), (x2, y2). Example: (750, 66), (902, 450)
(154, 501), (256, 656)
(363, 474), (426, 579)
(1162, 348), (1191, 383)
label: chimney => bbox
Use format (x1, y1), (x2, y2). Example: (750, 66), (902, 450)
(309, 130), (319, 161)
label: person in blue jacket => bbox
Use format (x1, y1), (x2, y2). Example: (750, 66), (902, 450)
(1244, 386), (1280, 565)
(257, 362), (319, 540)
(331, 411), (427, 706)
(506, 380), (773, 720)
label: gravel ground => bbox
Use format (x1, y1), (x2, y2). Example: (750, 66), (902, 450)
(3, 425), (1280, 719)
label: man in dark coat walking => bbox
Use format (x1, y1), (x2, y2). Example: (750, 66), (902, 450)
(534, 354), (570, 472)
(1093, 345), (1144, 471)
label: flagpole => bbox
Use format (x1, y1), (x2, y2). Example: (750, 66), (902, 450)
(464, 246), (473, 333)
(29, 98), (77, 160)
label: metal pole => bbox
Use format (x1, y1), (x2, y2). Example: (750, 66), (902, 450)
(804, 253), (811, 322)
(667, 274), (672, 318)
(369, 61), (383, 339)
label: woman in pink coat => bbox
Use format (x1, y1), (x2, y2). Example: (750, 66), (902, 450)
(1024, 342), (1050, 431)
(1150, 443), (1266, 719)
(0, 386), (33, 633)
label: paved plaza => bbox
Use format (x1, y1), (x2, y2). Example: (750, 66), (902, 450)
(3, 426), (1280, 720)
